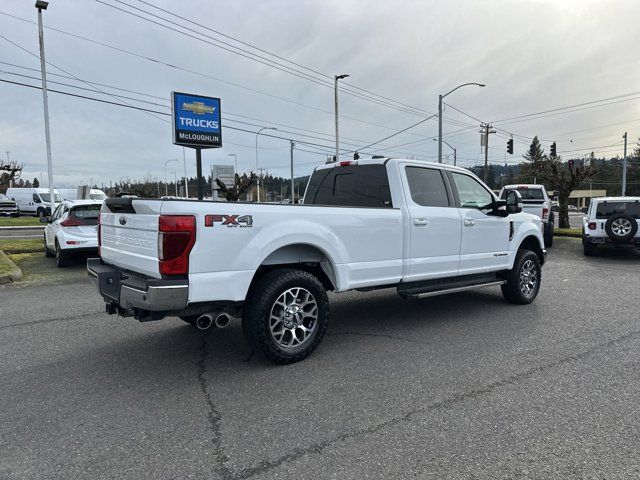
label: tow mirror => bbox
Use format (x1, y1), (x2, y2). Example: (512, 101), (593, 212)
(506, 190), (523, 214)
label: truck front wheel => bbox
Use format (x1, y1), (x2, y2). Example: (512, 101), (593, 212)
(242, 268), (329, 364)
(501, 249), (541, 304)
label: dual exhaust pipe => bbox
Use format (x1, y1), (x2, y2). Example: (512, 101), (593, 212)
(195, 312), (232, 331)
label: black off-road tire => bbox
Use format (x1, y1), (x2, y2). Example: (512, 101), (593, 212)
(55, 241), (70, 268)
(44, 234), (54, 257)
(544, 221), (554, 248)
(583, 241), (596, 257)
(501, 249), (541, 305)
(242, 268), (329, 364)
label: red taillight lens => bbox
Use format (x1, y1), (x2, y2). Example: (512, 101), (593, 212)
(339, 160), (358, 167)
(97, 213), (102, 256)
(158, 215), (196, 275)
(61, 217), (85, 227)
(542, 207), (549, 220)
(588, 222), (597, 230)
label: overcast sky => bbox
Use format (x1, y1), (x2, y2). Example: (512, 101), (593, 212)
(1, 0), (639, 188)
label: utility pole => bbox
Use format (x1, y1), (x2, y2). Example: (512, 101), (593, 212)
(257, 168), (266, 202)
(334, 74), (349, 161)
(480, 123), (496, 183)
(290, 140), (295, 203)
(622, 132), (628, 196)
(36, 1), (55, 216)
(6, 151), (12, 187)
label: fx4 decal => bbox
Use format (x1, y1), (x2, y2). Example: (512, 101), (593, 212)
(205, 214), (253, 228)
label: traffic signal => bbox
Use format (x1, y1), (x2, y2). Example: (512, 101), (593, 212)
(550, 142), (557, 157)
(506, 139), (514, 155)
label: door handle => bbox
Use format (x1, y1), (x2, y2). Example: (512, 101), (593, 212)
(464, 219), (476, 227)
(413, 218), (428, 226)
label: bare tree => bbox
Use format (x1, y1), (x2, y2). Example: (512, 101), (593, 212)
(0, 159), (23, 193)
(215, 173), (256, 202)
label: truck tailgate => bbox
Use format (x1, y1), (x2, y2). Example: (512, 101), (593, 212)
(100, 199), (161, 278)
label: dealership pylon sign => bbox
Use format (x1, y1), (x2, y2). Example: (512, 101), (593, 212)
(171, 91), (222, 200)
(171, 92), (222, 148)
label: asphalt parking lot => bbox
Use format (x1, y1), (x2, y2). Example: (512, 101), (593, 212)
(1, 237), (640, 479)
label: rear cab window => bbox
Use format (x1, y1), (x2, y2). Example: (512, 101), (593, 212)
(595, 201), (640, 219)
(501, 186), (544, 202)
(70, 204), (101, 225)
(304, 164), (393, 208)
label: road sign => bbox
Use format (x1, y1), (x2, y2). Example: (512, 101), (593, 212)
(171, 92), (222, 148)
(213, 165), (235, 189)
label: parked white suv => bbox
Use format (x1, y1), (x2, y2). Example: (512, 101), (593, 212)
(499, 184), (554, 247)
(43, 200), (102, 267)
(88, 158), (546, 364)
(582, 197), (640, 256)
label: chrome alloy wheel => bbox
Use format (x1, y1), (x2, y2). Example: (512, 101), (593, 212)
(269, 287), (318, 349)
(611, 218), (632, 237)
(519, 259), (538, 297)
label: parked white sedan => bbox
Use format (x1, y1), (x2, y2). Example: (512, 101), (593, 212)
(42, 200), (102, 267)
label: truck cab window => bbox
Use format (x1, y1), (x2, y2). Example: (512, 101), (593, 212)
(405, 167), (450, 207)
(451, 173), (494, 210)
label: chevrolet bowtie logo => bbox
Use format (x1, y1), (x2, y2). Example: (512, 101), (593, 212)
(182, 101), (215, 115)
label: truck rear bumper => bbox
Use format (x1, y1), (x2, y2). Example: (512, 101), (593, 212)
(87, 258), (188, 315)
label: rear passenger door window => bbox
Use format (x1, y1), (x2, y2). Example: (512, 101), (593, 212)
(405, 167), (450, 207)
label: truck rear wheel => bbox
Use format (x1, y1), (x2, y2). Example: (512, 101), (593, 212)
(501, 249), (541, 304)
(242, 268), (329, 364)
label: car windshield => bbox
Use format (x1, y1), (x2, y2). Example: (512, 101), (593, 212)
(89, 192), (108, 200)
(595, 201), (640, 219)
(501, 187), (544, 200)
(70, 204), (101, 225)
(40, 193), (63, 203)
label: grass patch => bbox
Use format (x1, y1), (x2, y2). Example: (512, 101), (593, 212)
(0, 238), (42, 254)
(0, 216), (43, 227)
(0, 253), (17, 276)
(7, 251), (87, 285)
(555, 228), (582, 238)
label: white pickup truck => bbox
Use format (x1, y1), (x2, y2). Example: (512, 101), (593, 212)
(88, 158), (546, 364)
(499, 184), (554, 247)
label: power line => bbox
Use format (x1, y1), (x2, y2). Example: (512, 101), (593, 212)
(95, 0), (435, 118)
(357, 114), (438, 151)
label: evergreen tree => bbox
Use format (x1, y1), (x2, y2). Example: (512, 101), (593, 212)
(33, 177), (40, 188)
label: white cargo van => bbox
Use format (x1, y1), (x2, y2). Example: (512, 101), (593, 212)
(6, 187), (63, 217)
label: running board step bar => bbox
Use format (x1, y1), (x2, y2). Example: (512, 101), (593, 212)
(399, 280), (506, 299)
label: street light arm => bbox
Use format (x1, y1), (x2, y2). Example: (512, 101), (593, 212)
(442, 82), (485, 99)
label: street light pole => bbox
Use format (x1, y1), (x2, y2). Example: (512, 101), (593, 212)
(433, 138), (457, 166)
(438, 82), (485, 163)
(164, 159), (177, 196)
(255, 126), (277, 202)
(182, 147), (189, 198)
(290, 140), (295, 204)
(228, 153), (238, 172)
(35, 1), (55, 216)
(334, 74), (349, 161)
(622, 132), (628, 196)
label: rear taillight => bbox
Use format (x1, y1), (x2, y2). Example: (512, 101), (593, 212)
(97, 213), (102, 256)
(60, 217), (85, 227)
(588, 222), (597, 230)
(158, 215), (196, 276)
(542, 207), (549, 220)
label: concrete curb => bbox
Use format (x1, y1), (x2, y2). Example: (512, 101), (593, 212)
(0, 250), (23, 284)
(0, 226), (45, 231)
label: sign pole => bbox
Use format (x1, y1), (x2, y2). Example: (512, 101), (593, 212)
(196, 148), (203, 200)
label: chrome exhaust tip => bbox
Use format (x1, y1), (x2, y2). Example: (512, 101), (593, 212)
(214, 312), (231, 329)
(195, 313), (214, 331)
